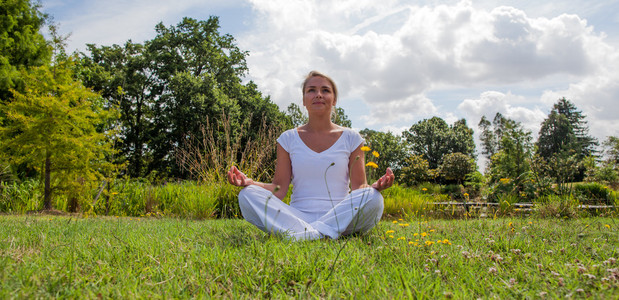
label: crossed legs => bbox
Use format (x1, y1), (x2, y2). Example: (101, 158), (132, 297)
(238, 185), (384, 241)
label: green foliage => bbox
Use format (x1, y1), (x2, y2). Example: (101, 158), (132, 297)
(441, 183), (464, 199)
(285, 102), (307, 127)
(0, 58), (118, 209)
(360, 129), (408, 178)
(403, 117), (475, 169)
(0, 0), (51, 100)
(438, 152), (476, 183)
(79, 17), (289, 179)
(381, 184), (440, 216)
(536, 98), (597, 181)
(573, 182), (616, 205)
(399, 154), (430, 186)
(534, 194), (580, 218)
(464, 171), (486, 198)
(331, 106), (351, 127)
(0, 179), (41, 212)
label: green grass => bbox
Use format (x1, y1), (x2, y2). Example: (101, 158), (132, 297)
(1, 215), (617, 298)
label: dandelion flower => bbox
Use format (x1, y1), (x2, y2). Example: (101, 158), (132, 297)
(605, 224), (611, 229)
(425, 241), (434, 246)
(408, 241), (414, 245)
(372, 151), (379, 158)
(366, 161), (378, 168)
(398, 237), (406, 241)
(422, 188), (428, 191)
(386, 230), (395, 234)
(392, 220), (398, 224)
(389, 235), (394, 238)
(361, 146), (371, 152)
(421, 232), (428, 237)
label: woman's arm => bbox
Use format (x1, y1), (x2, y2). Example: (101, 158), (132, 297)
(227, 143), (292, 200)
(349, 144), (369, 191)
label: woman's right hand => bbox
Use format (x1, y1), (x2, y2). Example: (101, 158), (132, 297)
(227, 166), (254, 187)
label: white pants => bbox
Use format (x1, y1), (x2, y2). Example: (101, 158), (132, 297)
(238, 185), (384, 240)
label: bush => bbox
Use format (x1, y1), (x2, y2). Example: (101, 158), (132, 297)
(534, 194), (580, 218)
(0, 180), (42, 213)
(573, 182), (616, 205)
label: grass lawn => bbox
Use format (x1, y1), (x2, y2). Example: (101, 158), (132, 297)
(0, 215), (617, 298)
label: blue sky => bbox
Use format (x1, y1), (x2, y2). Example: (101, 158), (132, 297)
(42, 0), (619, 163)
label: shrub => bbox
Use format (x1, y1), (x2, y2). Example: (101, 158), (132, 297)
(0, 180), (42, 213)
(534, 194), (580, 218)
(573, 182), (616, 205)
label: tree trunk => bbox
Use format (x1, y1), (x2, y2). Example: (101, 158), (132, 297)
(44, 153), (52, 210)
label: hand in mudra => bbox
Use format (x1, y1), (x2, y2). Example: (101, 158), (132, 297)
(227, 166), (254, 187)
(372, 167), (395, 192)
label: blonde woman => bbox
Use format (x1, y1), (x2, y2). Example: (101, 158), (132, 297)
(227, 71), (394, 240)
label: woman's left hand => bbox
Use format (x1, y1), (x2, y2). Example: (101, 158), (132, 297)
(372, 167), (395, 192)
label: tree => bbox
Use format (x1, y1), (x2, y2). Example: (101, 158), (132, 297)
(332, 107), (351, 127)
(0, 58), (117, 209)
(536, 98), (597, 160)
(286, 103), (307, 127)
(399, 154), (430, 186)
(439, 152), (476, 184)
(79, 41), (156, 177)
(402, 117), (475, 169)
(0, 0), (51, 100)
(359, 129), (408, 178)
(80, 17), (290, 178)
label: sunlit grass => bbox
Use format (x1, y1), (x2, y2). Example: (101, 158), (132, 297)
(1, 215), (616, 298)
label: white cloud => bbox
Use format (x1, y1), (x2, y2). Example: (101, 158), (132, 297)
(240, 0), (615, 136)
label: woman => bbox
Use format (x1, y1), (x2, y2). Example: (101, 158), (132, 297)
(227, 71), (394, 240)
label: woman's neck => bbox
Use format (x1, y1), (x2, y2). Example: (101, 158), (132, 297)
(303, 116), (337, 132)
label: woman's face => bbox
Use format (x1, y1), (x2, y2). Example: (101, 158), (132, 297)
(303, 76), (336, 114)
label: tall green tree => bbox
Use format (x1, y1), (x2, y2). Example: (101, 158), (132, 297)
(80, 17), (289, 178)
(0, 57), (117, 209)
(402, 117), (475, 169)
(0, 0), (51, 101)
(536, 98), (597, 160)
(79, 41), (155, 177)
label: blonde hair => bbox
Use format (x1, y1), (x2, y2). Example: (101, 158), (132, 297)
(301, 71), (338, 101)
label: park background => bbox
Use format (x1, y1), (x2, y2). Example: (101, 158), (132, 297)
(1, 1), (618, 298)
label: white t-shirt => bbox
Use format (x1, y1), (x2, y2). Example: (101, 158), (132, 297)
(277, 127), (365, 214)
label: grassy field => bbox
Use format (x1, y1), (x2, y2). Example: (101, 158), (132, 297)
(0, 215), (617, 298)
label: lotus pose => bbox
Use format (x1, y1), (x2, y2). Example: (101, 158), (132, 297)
(227, 71), (394, 240)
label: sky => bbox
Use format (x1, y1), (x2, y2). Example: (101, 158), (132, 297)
(42, 0), (619, 164)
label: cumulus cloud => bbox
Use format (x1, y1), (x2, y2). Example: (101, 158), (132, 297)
(240, 0), (614, 142)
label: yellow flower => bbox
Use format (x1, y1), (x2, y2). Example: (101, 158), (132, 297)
(366, 161), (378, 169)
(372, 151), (380, 158)
(408, 241), (414, 245)
(429, 229), (435, 232)
(508, 222), (513, 227)
(500, 178), (511, 184)
(463, 193), (469, 197)
(422, 188), (428, 191)
(421, 232), (428, 237)
(425, 241), (434, 246)
(361, 146), (371, 152)
(397, 237), (406, 241)
(389, 235), (394, 238)
(392, 220), (398, 224)
(443, 239), (449, 244)
(605, 224), (611, 229)
(386, 230), (395, 234)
